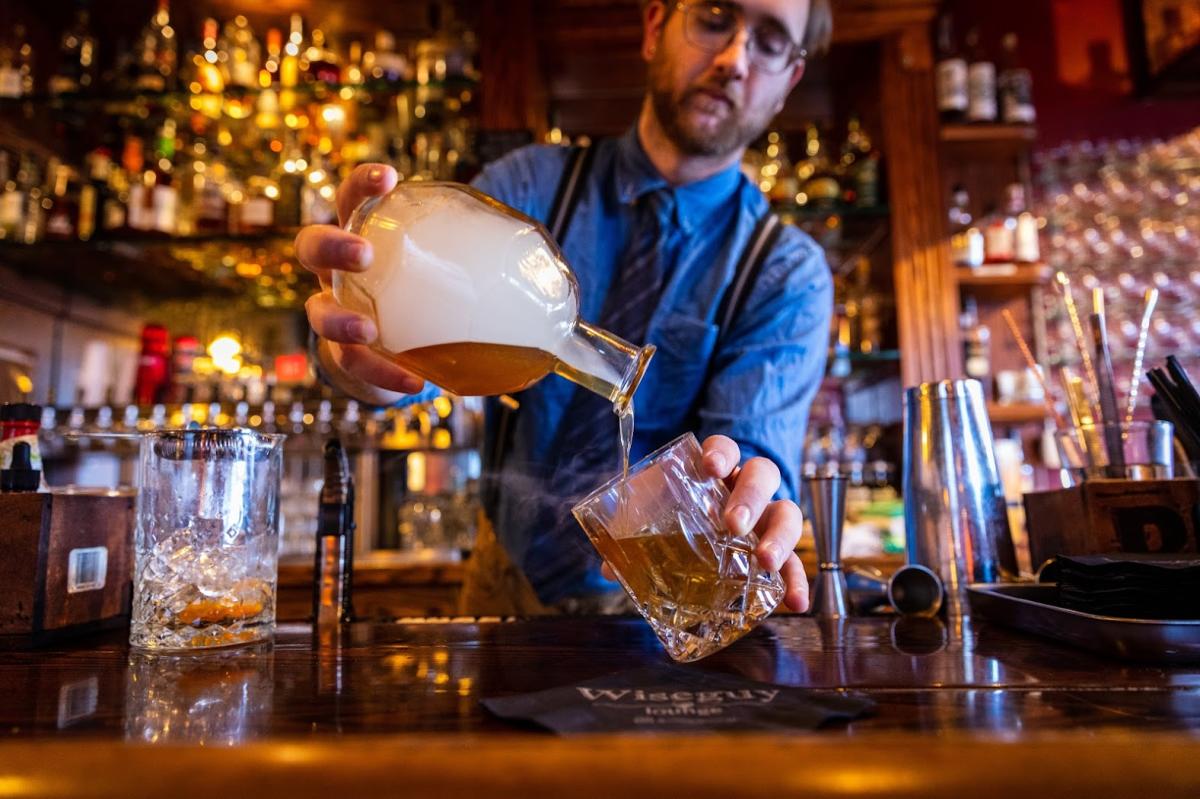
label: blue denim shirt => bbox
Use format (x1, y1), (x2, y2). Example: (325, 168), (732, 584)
(466, 127), (831, 604)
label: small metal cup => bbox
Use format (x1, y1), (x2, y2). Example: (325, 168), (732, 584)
(805, 476), (850, 620)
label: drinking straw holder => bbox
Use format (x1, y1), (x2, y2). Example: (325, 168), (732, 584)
(1023, 478), (1200, 571)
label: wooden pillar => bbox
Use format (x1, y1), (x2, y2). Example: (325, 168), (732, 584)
(477, 0), (548, 138)
(880, 25), (961, 387)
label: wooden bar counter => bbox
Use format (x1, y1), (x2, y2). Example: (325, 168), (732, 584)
(1, 615), (1198, 797)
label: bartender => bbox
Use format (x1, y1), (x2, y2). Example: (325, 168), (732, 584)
(297, 0), (834, 616)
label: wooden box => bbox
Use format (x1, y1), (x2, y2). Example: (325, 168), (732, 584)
(0, 490), (134, 647)
(1023, 479), (1200, 570)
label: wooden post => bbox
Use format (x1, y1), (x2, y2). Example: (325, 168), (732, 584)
(477, 0), (548, 138)
(880, 25), (961, 387)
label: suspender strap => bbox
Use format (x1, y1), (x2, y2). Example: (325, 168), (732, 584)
(714, 212), (782, 338)
(547, 144), (596, 244)
(687, 211), (783, 427)
(483, 144), (596, 517)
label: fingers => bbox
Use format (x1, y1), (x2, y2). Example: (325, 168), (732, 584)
(701, 434), (740, 479)
(336, 163), (398, 225)
(723, 456), (781, 538)
(779, 553), (809, 612)
(754, 499), (802, 572)
(294, 226), (373, 286)
(295, 162), (395, 287)
(305, 291), (377, 344)
(601, 562), (616, 581)
(329, 341), (425, 394)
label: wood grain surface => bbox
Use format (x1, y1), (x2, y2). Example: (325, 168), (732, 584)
(0, 615), (1197, 796)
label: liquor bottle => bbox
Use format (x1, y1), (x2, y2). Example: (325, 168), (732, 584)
(234, 176), (276, 235)
(126, 133), (156, 233)
(948, 184), (984, 267)
(981, 201), (1015, 264)
(151, 119), (178, 235)
(256, 79), (281, 133)
(49, 2), (98, 95)
(960, 297), (992, 395)
(850, 256), (882, 354)
(133, 324), (171, 406)
(127, 172), (154, 233)
(966, 28), (997, 124)
(935, 14), (968, 123)
(343, 41), (365, 85)
(15, 25), (33, 97)
(76, 161), (97, 242)
(312, 438), (356, 627)
(85, 147), (126, 233)
(280, 14), (304, 89)
(20, 158), (45, 244)
(761, 131), (795, 205)
(191, 141), (230, 235)
(174, 141), (197, 236)
(829, 310), (852, 378)
(194, 18), (225, 94)
(998, 33), (1036, 125)
(837, 115), (866, 200)
(0, 31), (21, 98)
(44, 163), (79, 240)
(221, 15), (262, 90)
(0, 151), (24, 239)
(306, 29), (340, 84)
(135, 0), (177, 92)
(800, 124), (841, 209)
(273, 142), (305, 229)
(1009, 183), (1041, 264)
(370, 31), (408, 82)
(839, 115), (877, 206)
(300, 153), (336, 226)
(853, 151), (881, 209)
(262, 28), (283, 85)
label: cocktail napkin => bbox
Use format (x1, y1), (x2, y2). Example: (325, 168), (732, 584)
(482, 664), (874, 734)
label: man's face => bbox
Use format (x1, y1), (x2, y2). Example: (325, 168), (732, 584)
(645, 0), (810, 158)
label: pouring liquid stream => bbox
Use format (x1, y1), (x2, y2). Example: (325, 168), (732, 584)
(617, 404), (635, 537)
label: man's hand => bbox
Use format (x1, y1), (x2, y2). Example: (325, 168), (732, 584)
(601, 434), (810, 613)
(295, 163), (425, 399)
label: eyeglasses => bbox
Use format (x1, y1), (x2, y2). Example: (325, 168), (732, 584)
(675, 1), (807, 75)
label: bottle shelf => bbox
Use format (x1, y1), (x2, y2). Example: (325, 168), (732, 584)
(0, 234), (313, 307)
(0, 77), (480, 111)
(940, 124), (1037, 145)
(774, 203), (891, 220)
(851, 349), (901, 363)
(957, 263), (1053, 295)
(0, 230), (299, 249)
(987, 401), (1051, 426)
(824, 350), (901, 382)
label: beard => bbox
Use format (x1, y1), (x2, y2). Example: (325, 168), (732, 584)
(648, 53), (774, 158)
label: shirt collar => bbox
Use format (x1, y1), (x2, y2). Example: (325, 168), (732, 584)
(614, 126), (745, 236)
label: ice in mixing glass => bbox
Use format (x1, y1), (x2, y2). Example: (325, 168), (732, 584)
(130, 429), (284, 650)
(132, 524), (277, 649)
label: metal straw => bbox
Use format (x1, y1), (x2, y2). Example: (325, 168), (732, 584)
(1089, 290), (1126, 477)
(1055, 271), (1100, 415)
(999, 308), (1069, 430)
(1062, 368), (1099, 468)
(1125, 288), (1159, 424)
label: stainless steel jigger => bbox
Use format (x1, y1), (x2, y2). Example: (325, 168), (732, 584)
(806, 476), (850, 619)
